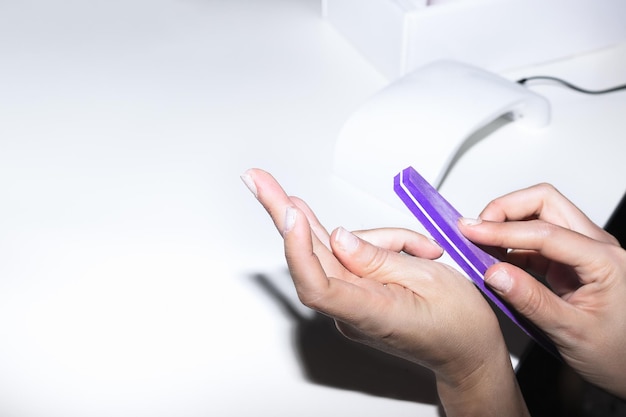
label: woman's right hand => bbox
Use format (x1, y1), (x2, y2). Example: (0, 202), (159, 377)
(459, 183), (626, 399)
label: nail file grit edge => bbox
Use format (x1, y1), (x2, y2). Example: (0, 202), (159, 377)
(394, 166), (558, 358)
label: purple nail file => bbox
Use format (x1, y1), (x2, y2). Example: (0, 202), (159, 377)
(394, 166), (558, 358)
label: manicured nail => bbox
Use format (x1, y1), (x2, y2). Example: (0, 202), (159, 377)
(240, 171), (257, 198)
(460, 217), (482, 226)
(283, 206), (297, 234)
(485, 269), (512, 293)
(334, 227), (359, 253)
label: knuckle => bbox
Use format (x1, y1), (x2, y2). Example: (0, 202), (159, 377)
(591, 244), (626, 284)
(482, 195), (511, 221)
(296, 288), (325, 310)
(516, 283), (548, 319)
(362, 248), (391, 278)
(483, 197), (503, 214)
(605, 232), (621, 247)
(535, 182), (558, 195)
(533, 219), (558, 240)
(606, 242), (626, 262)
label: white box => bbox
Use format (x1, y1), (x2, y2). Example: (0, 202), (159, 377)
(322, 0), (626, 79)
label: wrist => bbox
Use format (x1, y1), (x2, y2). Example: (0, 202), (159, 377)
(435, 342), (529, 417)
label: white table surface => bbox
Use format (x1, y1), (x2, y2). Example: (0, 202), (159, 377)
(1, 1), (625, 416)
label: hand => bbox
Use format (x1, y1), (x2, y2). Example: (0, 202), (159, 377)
(459, 183), (626, 399)
(242, 168), (529, 417)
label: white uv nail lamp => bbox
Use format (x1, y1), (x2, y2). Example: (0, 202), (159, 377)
(332, 60), (550, 207)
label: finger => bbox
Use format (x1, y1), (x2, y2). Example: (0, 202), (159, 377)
(242, 168), (295, 234)
(483, 262), (579, 344)
(243, 169), (349, 279)
(330, 226), (448, 293)
(242, 169), (330, 246)
(460, 218), (609, 285)
(282, 206), (387, 322)
(305, 220), (349, 281)
(505, 250), (581, 297)
(479, 183), (616, 244)
(287, 196), (361, 280)
(352, 228), (443, 259)
(290, 196), (331, 249)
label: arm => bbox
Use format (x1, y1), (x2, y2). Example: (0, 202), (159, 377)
(459, 183), (626, 399)
(243, 168), (529, 417)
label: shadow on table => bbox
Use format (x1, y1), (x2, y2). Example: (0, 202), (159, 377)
(251, 272), (440, 407)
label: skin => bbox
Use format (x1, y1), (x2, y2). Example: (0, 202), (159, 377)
(242, 168), (529, 417)
(459, 183), (626, 400)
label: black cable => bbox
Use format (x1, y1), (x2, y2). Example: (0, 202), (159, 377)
(517, 76), (626, 95)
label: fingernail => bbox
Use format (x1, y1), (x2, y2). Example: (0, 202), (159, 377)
(485, 269), (512, 293)
(460, 217), (482, 226)
(240, 170), (257, 198)
(334, 227), (359, 253)
(283, 206), (297, 234)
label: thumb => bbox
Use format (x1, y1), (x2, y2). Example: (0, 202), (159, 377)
(484, 263), (572, 339)
(331, 227), (462, 301)
(330, 226), (396, 281)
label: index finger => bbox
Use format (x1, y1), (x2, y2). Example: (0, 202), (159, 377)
(480, 183), (615, 244)
(460, 218), (611, 284)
